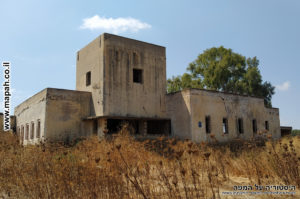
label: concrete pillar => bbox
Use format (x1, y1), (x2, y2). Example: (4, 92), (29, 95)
(98, 118), (107, 138)
(138, 120), (147, 135)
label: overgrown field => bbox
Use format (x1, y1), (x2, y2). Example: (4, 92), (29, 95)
(0, 127), (299, 199)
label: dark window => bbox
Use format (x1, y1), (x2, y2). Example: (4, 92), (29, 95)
(25, 124), (29, 140)
(265, 121), (269, 131)
(86, 71), (91, 86)
(237, 118), (244, 134)
(252, 119), (257, 133)
(21, 125), (24, 141)
(133, 69), (143, 83)
(77, 51), (79, 61)
(31, 122), (34, 139)
(147, 120), (171, 135)
(223, 118), (228, 134)
(36, 120), (41, 138)
(205, 116), (211, 134)
(93, 120), (98, 135)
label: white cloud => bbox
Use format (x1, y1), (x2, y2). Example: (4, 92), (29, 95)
(276, 81), (291, 91)
(80, 15), (151, 34)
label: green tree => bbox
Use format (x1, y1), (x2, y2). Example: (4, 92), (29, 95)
(167, 46), (275, 107)
(292, 129), (300, 136)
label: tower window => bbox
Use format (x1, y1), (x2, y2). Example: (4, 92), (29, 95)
(86, 71), (91, 86)
(133, 69), (143, 83)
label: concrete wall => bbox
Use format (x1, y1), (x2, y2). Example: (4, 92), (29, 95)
(166, 90), (192, 139)
(14, 89), (47, 145)
(102, 34), (166, 118)
(76, 35), (104, 116)
(76, 33), (167, 118)
(264, 107), (281, 138)
(45, 88), (92, 142)
(14, 88), (92, 144)
(166, 89), (281, 143)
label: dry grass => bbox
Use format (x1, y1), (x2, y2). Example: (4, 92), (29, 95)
(0, 127), (299, 198)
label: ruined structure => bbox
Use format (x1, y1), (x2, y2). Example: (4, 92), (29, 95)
(167, 89), (280, 142)
(14, 33), (281, 145)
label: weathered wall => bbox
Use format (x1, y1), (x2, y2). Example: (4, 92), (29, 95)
(264, 107), (281, 139)
(14, 89), (47, 145)
(76, 35), (104, 116)
(167, 89), (281, 143)
(45, 88), (92, 142)
(76, 33), (167, 118)
(102, 33), (167, 118)
(166, 90), (191, 139)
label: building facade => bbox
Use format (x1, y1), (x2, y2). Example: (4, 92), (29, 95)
(14, 33), (281, 144)
(167, 89), (280, 142)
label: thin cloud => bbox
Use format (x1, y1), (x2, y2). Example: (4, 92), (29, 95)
(80, 15), (151, 34)
(276, 81), (291, 91)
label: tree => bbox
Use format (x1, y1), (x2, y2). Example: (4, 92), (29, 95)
(167, 46), (275, 107)
(292, 129), (300, 136)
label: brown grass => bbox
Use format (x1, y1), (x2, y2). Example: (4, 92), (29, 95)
(0, 127), (299, 198)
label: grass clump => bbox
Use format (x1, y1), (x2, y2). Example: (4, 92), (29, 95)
(0, 128), (299, 198)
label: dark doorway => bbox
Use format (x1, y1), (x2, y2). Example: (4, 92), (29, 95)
(107, 119), (140, 134)
(147, 120), (170, 135)
(93, 120), (98, 135)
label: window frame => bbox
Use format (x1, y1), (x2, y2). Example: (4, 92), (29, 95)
(30, 122), (34, 139)
(205, 115), (211, 134)
(86, 71), (91, 86)
(222, 118), (229, 134)
(36, 119), (41, 138)
(133, 68), (143, 84)
(25, 124), (29, 140)
(237, 118), (244, 134)
(252, 119), (257, 134)
(265, 121), (269, 131)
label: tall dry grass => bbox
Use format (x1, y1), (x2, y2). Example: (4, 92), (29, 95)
(0, 127), (299, 198)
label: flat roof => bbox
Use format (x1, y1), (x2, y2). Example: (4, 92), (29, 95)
(15, 87), (91, 110)
(103, 33), (166, 48)
(280, 126), (293, 130)
(167, 88), (263, 99)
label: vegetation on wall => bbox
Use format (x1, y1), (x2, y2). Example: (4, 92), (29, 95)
(167, 46), (275, 107)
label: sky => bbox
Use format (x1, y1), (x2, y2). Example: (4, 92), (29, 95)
(0, 0), (299, 129)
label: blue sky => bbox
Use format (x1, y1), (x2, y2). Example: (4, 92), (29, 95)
(0, 0), (299, 129)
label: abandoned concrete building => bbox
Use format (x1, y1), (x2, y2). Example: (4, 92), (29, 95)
(14, 33), (281, 145)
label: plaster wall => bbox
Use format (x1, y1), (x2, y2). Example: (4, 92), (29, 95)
(102, 34), (166, 118)
(76, 35), (104, 116)
(14, 89), (47, 145)
(167, 89), (281, 143)
(45, 88), (92, 142)
(166, 90), (191, 139)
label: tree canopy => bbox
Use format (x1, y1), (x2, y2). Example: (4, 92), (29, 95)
(167, 46), (275, 107)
